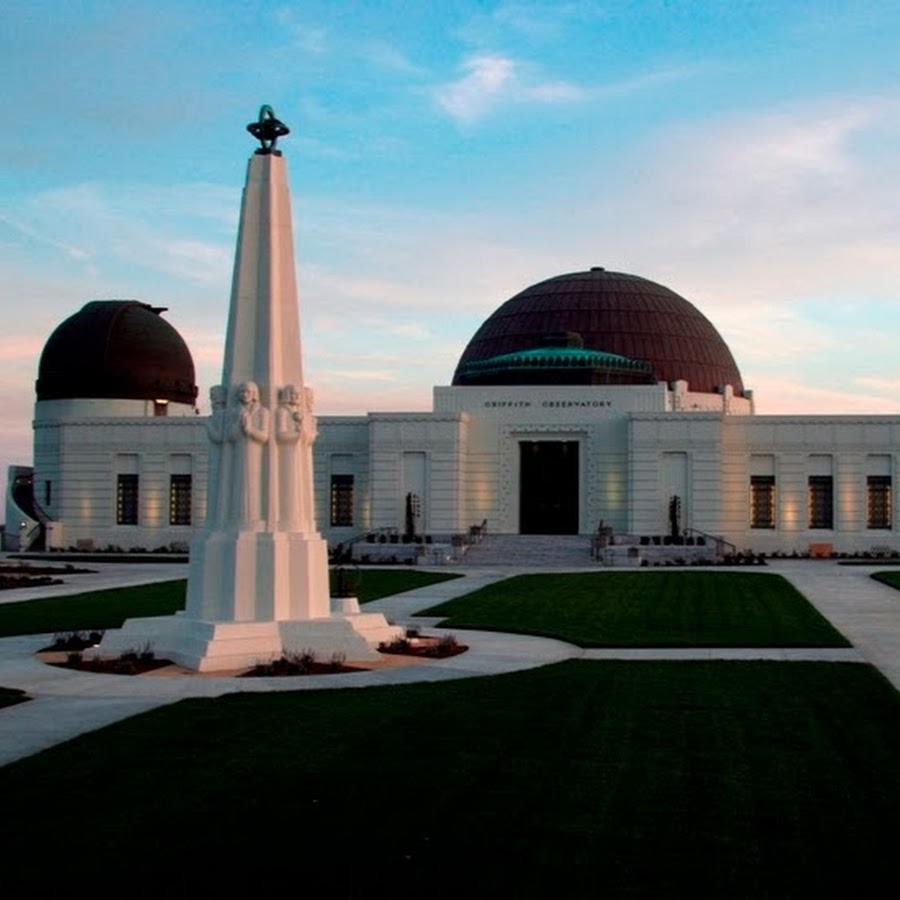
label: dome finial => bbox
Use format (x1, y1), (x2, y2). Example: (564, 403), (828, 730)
(246, 105), (290, 155)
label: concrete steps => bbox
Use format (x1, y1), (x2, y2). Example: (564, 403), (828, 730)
(461, 533), (595, 568)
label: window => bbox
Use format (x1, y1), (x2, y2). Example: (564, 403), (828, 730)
(867, 476), (892, 530)
(116, 474), (139, 525)
(44, 480), (52, 506)
(330, 474), (354, 527)
(808, 476), (833, 529)
(169, 474), (192, 526)
(750, 476), (775, 529)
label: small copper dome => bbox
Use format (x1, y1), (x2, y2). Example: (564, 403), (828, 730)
(453, 269), (744, 394)
(36, 300), (198, 405)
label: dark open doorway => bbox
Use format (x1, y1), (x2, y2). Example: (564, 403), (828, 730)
(519, 440), (579, 534)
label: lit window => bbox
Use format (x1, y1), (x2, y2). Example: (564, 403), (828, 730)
(750, 476), (775, 529)
(867, 476), (892, 530)
(116, 474), (139, 525)
(169, 474), (192, 526)
(808, 476), (833, 529)
(330, 474), (354, 527)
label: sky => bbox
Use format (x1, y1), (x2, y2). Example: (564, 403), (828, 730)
(3, 0), (900, 507)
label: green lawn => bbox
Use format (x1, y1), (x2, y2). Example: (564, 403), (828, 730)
(1, 660), (897, 892)
(0, 686), (28, 710)
(344, 567), (459, 603)
(0, 569), (458, 637)
(418, 571), (850, 647)
(0, 579), (187, 637)
(872, 571), (900, 592)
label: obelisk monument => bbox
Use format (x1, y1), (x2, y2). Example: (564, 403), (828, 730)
(185, 106), (331, 625)
(99, 108), (400, 671)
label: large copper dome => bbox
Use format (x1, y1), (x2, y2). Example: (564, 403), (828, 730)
(453, 268), (745, 394)
(36, 300), (198, 405)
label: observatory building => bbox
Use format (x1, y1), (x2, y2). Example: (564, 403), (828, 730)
(7, 181), (900, 560)
(312, 266), (898, 557)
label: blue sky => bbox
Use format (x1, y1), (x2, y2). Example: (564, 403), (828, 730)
(3, 1), (900, 500)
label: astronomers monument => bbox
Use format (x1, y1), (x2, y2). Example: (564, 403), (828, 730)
(99, 107), (399, 671)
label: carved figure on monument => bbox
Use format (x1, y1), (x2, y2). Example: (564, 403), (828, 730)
(228, 381), (270, 526)
(275, 384), (303, 529)
(275, 383), (317, 531)
(301, 386), (318, 444)
(205, 385), (228, 527)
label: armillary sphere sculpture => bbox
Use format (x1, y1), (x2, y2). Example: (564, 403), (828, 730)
(247, 105), (290, 154)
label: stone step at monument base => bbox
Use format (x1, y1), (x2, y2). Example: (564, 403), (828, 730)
(462, 533), (594, 567)
(95, 610), (403, 673)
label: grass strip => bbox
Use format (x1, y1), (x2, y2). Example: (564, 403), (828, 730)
(418, 571), (850, 647)
(0, 660), (896, 892)
(0, 569), (459, 637)
(0, 580), (187, 637)
(872, 571), (900, 592)
(346, 568), (460, 603)
(0, 686), (28, 710)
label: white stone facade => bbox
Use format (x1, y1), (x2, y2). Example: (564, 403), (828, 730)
(13, 354), (900, 559)
(27, 398), (207, 551)
(312, 384), (900, 557)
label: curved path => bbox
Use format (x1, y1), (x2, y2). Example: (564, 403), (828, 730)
(0, 560), (897, 768)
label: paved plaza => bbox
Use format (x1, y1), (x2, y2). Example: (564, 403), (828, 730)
(0, 559), (898, 767)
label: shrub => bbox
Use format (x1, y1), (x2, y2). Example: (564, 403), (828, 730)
(379, 637), (411, 653)
(285, 649), (317, 674)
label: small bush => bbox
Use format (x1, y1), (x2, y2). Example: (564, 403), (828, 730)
(379, 637), (411, 653)
(284, 649), (317, 674)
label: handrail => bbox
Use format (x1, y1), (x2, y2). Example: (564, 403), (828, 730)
(682, 527), (735, 558)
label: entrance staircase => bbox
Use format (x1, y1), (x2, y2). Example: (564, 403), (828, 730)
(460, 533), (595, 568)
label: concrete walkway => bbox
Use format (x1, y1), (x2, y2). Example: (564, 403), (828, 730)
(1, 560), (897, 768)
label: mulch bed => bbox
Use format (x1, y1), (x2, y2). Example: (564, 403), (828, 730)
(49, 654), (173, 676)
(36, 633), (468, 679)
(0, 575), (64, 590)
(41, 632), (105, 652)
(0, 563), (95, 575)
(240, 658), (370, 678)
(0, 563), (96, 591)
(378, 636), (468, 659)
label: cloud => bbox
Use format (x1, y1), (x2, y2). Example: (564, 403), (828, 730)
(550, 94), (900, 306)
(587, 96), (900, 409)
(9, 181), (236, 290)
(280, 19), (329, 55)
(433, 54), (700, 123)
(272, 8), (422, 79)
(435, 55), (519, 122)
(0, 335), (46, 363)
(456, 2), (596, 46)
(750, 376), (900, 415)
(359, 39), (424, 76)
(0, 214), (90, 262)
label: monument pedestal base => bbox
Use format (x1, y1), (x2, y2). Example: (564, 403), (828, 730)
(97, 610), (403, 673)
(186, 530), (332, 622)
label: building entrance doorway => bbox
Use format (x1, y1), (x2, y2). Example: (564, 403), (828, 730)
(519, 441), (579, 534)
